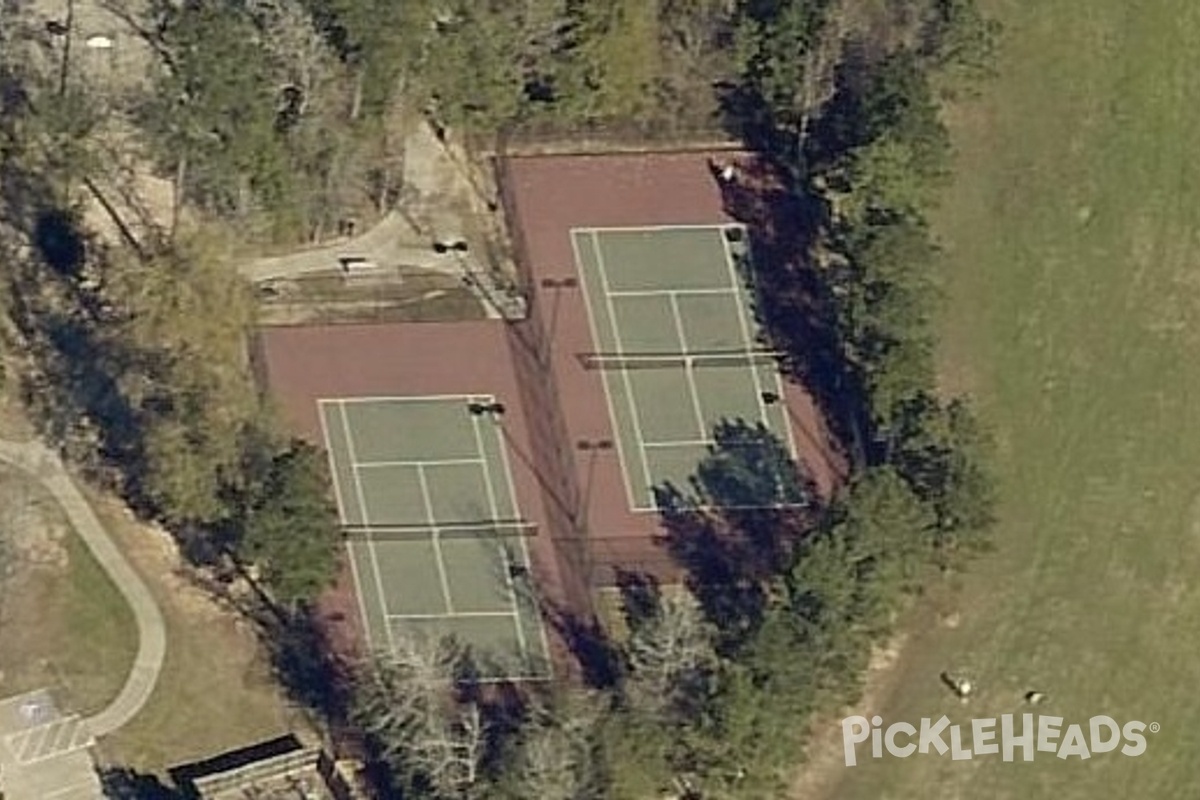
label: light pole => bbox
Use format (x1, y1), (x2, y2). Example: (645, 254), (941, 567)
(538, 276), (577, 364)
(574, 438), (613, 589)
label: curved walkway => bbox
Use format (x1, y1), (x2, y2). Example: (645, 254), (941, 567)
(0, 439), (166, 738)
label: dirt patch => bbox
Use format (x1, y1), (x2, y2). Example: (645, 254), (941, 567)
(787, 634), (909, 800)
(0, 476), (68, 570)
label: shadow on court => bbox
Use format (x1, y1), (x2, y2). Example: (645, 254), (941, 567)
(649, 420), (819, 648)
(709, 152), (865, 472)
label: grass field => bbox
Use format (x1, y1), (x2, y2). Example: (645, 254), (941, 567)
(817, 1), (1200, 797)
(86, 492), (304, 773)
(0, 472), (137, 715)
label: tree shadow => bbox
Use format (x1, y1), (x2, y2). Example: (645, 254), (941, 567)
(653, 484), (767, 651)
(532, 592), (622, 690)
(32, 207), (87, 277)
(712, 151), (870, 469)
(258, 605), (353, 726)
(613, 568), (661, 631)
(650, 421), (822, 650)
(98, 766), (184, 799)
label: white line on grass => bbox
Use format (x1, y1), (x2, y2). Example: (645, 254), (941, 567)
(607, 287), (738, 299)
(642, 439), (715, 449)
(719, 229), (795, 454)
(329, 393), (491, 405)
(316, 400), (351, 524)
(344, 542), (377, 654)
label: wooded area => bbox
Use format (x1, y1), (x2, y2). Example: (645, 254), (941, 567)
(0, 0), (997, 798)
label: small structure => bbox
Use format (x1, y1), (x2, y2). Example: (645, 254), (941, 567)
(170, 735), (365, 800)
(337, 256), (379, 274)
(1024, 690), (1047, 705)
(84, 35), (114, 49)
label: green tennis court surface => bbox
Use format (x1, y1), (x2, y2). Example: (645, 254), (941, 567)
(573, 224), (797, 510)
(320, 395), (551, 679)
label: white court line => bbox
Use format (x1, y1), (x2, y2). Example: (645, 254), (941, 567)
(669, 293), (711, 440)
(316, 401), (351, 524)
(642, 439), (714, 449)
(718, 229), (799, 459)
(470, 411), (529, 664)
(571, 230), (640, 510)
(570, 223), (731, 234)
(592, 229), (657, 510)
(327, 393), (492, 405)
(344, 542), (376, 654)
(387, 611), (515, 620)
(490, 406), (555, 670)
(341, 401), (398, 656)
(356, 457), (484, 469)
(607, 287), (738, 298)
(416, 465), (456, 613)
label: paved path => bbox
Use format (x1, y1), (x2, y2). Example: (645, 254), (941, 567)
(0, 439), (166, 738)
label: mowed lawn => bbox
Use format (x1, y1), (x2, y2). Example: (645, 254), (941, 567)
(824, 0), (1200, 798)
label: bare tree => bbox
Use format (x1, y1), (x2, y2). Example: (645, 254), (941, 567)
(624, 587), (719, 716)
(246, 0), (339, 119)
(513, 692), (605, 800)
(354, 634), (489, 799)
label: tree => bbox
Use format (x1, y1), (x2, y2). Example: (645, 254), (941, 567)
(506, 692), (607, 800)
(552, 0), (662, 122)
(135, 0), (290, 222)
(889, 394), (995, 555)
(623, 585), (720, 719)
(728, 0), (835, 162)
(354, 635), (489, 800)
(692, 419), (815, 510)
(795, 466), (933, 632)
(233, 438), (340, 608)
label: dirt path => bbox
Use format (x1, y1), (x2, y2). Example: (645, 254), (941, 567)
(788, 635), (908, 799)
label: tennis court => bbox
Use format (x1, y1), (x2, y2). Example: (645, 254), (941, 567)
(319, 395), (551, 679)
(572, 224), (797, 510)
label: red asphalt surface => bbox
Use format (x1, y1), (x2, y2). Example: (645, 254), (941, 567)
(499, 150), (844, 585)
(256, 149), (845, 666)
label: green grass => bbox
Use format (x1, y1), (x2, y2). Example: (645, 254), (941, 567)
(86, 491), (302, 773)
(58, 533), (141, 714)
(0, 473), (137, 716)
(821, 1), (1200, 797)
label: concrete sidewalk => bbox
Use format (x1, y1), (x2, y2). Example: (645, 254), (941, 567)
(0, 439), (166, 738)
